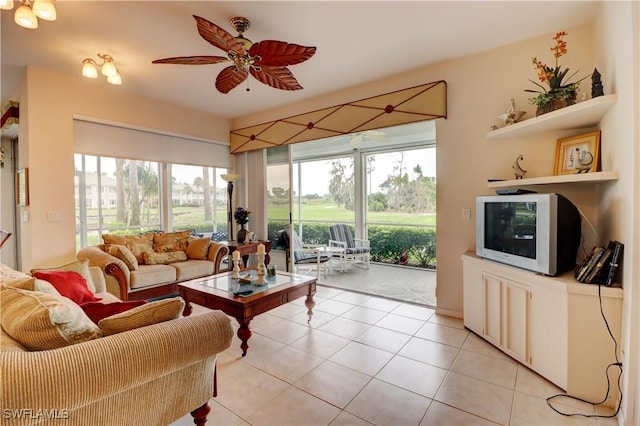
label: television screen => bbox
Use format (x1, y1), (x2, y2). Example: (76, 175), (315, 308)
(484, 201), (537, 259)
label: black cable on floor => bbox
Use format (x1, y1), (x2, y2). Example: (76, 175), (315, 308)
(546, 284), (623, 418)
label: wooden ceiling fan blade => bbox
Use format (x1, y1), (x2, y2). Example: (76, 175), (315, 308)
(250, 66), (303, 91)
(216, 66), (248, 94)
(152, 56), (230, 65)
(193, 15), (244, 56)
(250, 41), (316, 66)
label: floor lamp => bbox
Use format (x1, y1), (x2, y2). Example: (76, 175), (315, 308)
(221, 174), (239, 240)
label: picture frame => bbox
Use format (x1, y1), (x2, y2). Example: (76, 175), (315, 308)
(554, 131), (601, 175)
(16, 168), (29, 206)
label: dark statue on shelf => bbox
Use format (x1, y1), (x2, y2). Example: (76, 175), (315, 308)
(591, 68), (604, 98)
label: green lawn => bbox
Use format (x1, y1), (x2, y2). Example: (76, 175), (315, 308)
(269, 200), (436, 226)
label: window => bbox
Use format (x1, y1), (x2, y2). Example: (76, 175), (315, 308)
(74, 154), (228, 250)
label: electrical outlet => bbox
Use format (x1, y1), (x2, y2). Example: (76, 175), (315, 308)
(462, 208), (471, 220)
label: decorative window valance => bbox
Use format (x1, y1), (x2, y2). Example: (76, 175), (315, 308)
(230, 80), (446, 154)
(1, 100), (19, 136)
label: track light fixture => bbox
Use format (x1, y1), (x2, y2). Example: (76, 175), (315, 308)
(0, 0), (56, 29)
(82, 54), (122, 85)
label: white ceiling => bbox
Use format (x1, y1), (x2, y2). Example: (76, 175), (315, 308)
(1, 1), (599, 120)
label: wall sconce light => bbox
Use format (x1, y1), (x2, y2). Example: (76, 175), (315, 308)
(82, 54), (122, 85)
(221, 174), (240, 240)
(0, 0), (56, 30)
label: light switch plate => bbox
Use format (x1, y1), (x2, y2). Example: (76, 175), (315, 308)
(47, 211), (62, 222)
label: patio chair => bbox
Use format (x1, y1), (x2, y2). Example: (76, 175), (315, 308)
(329, 224), (370, 270)
(277, 229), (331, 279)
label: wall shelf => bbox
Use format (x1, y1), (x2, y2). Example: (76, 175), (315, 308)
(487, 95), (617, 140)
(487, 171), (619, 188)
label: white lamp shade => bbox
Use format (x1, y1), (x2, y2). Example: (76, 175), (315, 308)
(32, 0), (56, 21)
(0, 0), (14, 11)
(82, 61), (98, 78)
(106, 72), (122, 85)
(101, 61), (117, 77)
(14, 4), (38, 29)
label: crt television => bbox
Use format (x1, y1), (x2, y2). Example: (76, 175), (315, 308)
(476, 193), (581, 276)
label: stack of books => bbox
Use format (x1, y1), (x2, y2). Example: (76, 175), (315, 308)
(574, 241), (624, 286)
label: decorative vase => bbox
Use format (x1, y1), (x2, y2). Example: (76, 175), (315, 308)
(237, 224), (247, 244)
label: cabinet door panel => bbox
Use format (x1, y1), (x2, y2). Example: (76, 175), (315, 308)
(503, 281), (530, 363)
(482, 274), (502, 346)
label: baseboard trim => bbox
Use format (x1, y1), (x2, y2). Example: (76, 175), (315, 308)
(435, 307), (463, 319)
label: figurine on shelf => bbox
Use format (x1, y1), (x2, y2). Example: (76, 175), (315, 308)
(512, 154), (527, 179)
(498, 98), (526, 126)
(591, 68), (604, 98)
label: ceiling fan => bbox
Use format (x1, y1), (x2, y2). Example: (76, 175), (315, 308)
(152, 15), (316, 94)
(348, 130), (388, 147)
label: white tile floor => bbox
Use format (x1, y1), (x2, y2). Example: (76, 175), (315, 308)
(173, 285), (618, 426)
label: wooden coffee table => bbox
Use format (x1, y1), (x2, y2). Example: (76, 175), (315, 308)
(178, 270), (316, 356)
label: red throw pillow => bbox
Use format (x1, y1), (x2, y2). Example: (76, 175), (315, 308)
(80, 300), (147, 324)
(32, 270), (102, 305)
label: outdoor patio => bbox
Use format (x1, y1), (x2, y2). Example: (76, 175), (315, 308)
(268, 250), (436, 307)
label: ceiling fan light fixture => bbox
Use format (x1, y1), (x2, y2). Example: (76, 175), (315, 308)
(31, 0), (55, 21)
(152, 15), (316, 94)
(0, 0), (14, 11)
(14, 3), (37, 29)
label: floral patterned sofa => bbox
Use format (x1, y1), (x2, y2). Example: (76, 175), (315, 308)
(77, 230), (228, 301)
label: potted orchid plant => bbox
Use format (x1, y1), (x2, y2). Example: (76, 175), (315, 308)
(525, 31), (588, 115)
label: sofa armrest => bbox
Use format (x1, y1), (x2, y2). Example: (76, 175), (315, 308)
(77, 246), (131, 300)
(88, 266), (107, 294)
(1, 311), (233, 413)
(208, 242), (229, 274)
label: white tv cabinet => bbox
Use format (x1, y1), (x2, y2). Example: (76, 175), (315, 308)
(462, 252), (622, 407)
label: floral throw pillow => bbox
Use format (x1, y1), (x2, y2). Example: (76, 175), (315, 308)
(153, 230), (192, 253)
(102, 234), (153, 264)
(142, 250), (187, 265)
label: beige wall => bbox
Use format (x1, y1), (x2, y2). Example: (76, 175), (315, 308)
(595, 2), (639, 423)
(234, 24), (597, 318)
(15, 67), (231, 270)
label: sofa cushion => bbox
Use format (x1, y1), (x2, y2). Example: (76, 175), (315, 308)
(31, 258), (98, 293)
(1, 331), (28, 352)
(172, 259), (215, 282)
(2, 276), (36, 290)
(104, 243), (139, 271)
(0, 263), (29, 281)
(3, 275), (62, 296)
(32, 270), (102, 305)
(153, 230), (191, 253)
(98, 297), (185, 336)
(102, 234), (154, 264)
(142, 250), (187, 265)
(80, 300), (146, 324)
(186, 238), (211, 260)
(0, 285), (102, 350)
(129, 265), (177, 290)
